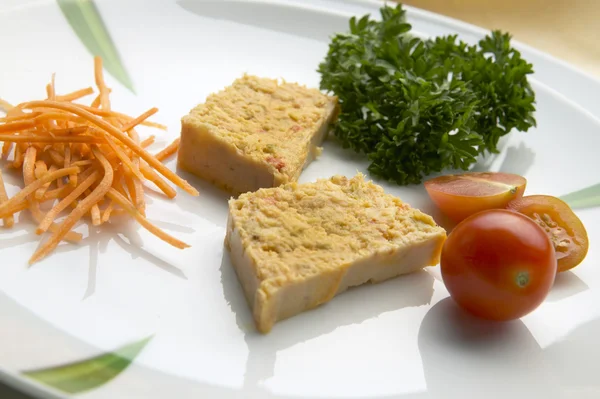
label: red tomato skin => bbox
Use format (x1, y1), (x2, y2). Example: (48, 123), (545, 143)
(441, 209), (557, 321)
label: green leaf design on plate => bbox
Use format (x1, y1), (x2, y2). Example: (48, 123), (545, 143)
(57, 0), (135, 92)
(22, 336), (152, 394)
(561, 183), (600, 209)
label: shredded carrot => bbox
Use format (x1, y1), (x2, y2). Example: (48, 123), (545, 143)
(0, 58), (195, 263)
(123, 172), (139, 212)
(2, 141), (13, 161)
(0, 134), (101, 144)
(0, 169), (78, 217)
(11, 144), (24, 168)
(0, 170), (14, 227)
(46, 73), (56, 101)
(34, 112), (85, 125)
(126, 127), (145, 214)
(70, 160), (92, 168)
(101, 200), (114, 223)
(43, 185), (71, 201)
(34, 163), (52, 200)
(122, 108), (158, 132)
(56, 87), (94, 102)
(37, 171), (100, 234)
(79, 143), (91, 158)
(0, 112), (42, 123)
(91, 203), (102, 225)
(140, 163), (176, 199)
(46, 149), (65, 166)
(0, 120), (35, 133)
(64, 145), (76, 187)
(20, 148), (82, 243)
(111, 168), (128, 198)
(48, 126), (89, 136)
(0, 99), (13, 112)
(21, 101), (197, 196)
(140, 135), (155, 148)
(102, 136), (144, 181)
(34, 160), (47, 178)
(94, 57), (110, 111)
(3, 200), (28, 216)
(155, 137), (180, 162)
(55, 103), (166, 130)
(29, 148), (111, 263)
(107, 188), (189, 249)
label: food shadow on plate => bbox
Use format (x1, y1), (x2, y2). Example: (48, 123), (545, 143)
(37, 219), (187, 300)
(0, 216), (40, 251)
(467, 135), (511, 173)
(81, 224), (187, 299)
(417, 297), (600, 398)
(542, 317), (600, 393)
(470, 140), (536, 177)
(177, 0), (348, 43)
(82, 226), (107, 299)
(147, 218), (196, 234)
(173, 165), (231, 228)
(416, 298), (560, 399)
(545, 270), (589, 302)
(219, 250), (435, 395)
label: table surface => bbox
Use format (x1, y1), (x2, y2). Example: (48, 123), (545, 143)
(402, 0), (600, 77)
(1, 1), (598, 398)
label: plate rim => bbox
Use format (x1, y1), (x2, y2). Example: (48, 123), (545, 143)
(0, 0), (599, 398)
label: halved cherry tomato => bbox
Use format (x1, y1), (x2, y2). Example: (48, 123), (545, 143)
(425, 172), (527, 223)
(441, 209), (557, 321)
(507, 195), (589, 272)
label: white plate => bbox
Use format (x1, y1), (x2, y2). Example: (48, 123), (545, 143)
(1, 1), (599, 398)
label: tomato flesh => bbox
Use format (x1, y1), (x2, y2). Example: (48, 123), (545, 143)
(441, 209), (557, 321)
(425, 172), (526, 223)
(507, 195), (589, 272)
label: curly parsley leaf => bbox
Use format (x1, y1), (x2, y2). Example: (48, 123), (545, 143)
(318, 4), (536, 185)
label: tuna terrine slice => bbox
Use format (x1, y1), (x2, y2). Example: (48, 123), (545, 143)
(225, 174), (447, 333)
(178, 75), (339, 195)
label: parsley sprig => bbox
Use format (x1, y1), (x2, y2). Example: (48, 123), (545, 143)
(318, 4), (536, 185)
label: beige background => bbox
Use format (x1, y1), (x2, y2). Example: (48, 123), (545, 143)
(402, 0), (600, 77)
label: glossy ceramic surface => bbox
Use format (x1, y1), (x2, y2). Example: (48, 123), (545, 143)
(0, 1), (599, 398)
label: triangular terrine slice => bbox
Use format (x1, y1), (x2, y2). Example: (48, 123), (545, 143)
(178, 75), (339, 195)
(225, 174), (447, 333)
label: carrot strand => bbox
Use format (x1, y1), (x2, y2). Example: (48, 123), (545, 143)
(29, 148), (112, 264)
(20, 101), (198, 196)
(0, 120), (35, 133)
(56, 87), (94, 102)
(36, 170), (100, 234)
(107, 188), (189, 249)
(155, 137), (180, 162)
(0, 170), (14, 228)
(140, 136), (155, 149)
(1, 58), (193, 263)
(0, 166), (79, 217)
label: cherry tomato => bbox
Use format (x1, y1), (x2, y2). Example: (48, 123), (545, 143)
(441, 209), (557, 321)
(425, 172), (527, 223)
(507, 195), (589, 272)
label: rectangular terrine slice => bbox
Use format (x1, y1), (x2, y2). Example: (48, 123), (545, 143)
(225, 174), (447, 333)
(178, 75), (339, 195)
